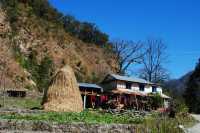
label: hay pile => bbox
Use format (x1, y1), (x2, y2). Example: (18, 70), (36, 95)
(42, 65), (83, 112)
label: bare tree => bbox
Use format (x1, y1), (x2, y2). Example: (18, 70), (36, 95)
(139, 39), (169, 83)
(112, 39), (144, 74)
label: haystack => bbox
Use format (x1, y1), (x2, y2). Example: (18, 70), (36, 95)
(42, 65), (83, 112)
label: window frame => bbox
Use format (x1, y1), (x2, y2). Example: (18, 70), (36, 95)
(125, 82), (132, 89)
(139, 84), (145, 91)
(152, 86), (157, 93)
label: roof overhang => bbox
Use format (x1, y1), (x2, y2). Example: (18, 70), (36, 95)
(78, 83), (103, 92)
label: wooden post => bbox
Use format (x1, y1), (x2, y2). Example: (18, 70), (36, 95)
(135, 94), (138, 110)
(163, 98), (165, 108)
(83, 95), (86, 109)
(83, 90), (86, 109)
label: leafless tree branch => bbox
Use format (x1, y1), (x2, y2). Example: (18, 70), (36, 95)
(112, 39), (145, 74)
(139, 38), (169, 83)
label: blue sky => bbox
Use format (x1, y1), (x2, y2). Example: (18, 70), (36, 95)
(49, 0), (200, 79)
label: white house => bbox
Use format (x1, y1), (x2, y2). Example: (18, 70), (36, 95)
(101, 74), (170, 108)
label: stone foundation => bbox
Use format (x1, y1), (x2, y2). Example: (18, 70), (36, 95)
(0, 120), (137, 133)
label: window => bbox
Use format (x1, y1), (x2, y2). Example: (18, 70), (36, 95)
(139, 84), (145, 91)
(126, 82), (132, 89)
(117, 83), (125, 89)
(152, 86), (157, 92)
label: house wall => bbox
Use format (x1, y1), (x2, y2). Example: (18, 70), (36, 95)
(102, 80), (117, 91)
(156, 87), (162, 94)
(116, 81), (141, 91)
(131, 83), (140, 91)
(164, 99), (170, 108)
(115, 80), (162, 94)
(144, 85), (152, 93)
(116, 80), (126, 89)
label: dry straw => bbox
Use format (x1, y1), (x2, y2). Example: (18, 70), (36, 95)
(42, 65), (83, 112)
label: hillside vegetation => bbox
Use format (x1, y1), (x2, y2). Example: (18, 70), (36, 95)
(164, 71), (192, 97)
(0, 0), (118, 92)
(184, 59), (200, 113)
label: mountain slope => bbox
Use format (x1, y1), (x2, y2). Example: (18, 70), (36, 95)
(184, 59), (200, 113)
(164, 71), (193, 96)
(0, 1), (118, 91)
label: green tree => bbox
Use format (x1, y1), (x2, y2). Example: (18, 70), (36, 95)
(2, 0), (19, 31)
(62, 15), (81, 36)
(37, 56), (54, 92)
(25, 50), (40, 83)
(184, 59), (200, 113)
(79, 22), (95, 43)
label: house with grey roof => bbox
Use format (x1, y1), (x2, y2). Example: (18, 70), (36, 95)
(101, 74), (170, 109)
(77, 74), (170, 110)
(102, 74), (164, 95)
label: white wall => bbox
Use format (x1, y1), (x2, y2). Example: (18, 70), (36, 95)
(116, 81), (126, 89)
(131, 83), (139, 91)
(156, 87), (162, 94)
(116, 81), (162, 94)
(144, 86), (152, 93)
(164, 99), (169, 108)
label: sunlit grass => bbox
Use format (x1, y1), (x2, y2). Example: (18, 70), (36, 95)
(0, 110), (197, 133)
(0, 96), (42, 109)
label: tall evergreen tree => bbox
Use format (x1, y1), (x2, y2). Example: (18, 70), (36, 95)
(184, 59), (200, 113)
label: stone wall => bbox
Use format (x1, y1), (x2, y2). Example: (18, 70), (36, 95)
(0, 120), (137, 133)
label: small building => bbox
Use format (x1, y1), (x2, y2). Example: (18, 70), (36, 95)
(78, 83), (104, 109)
(101, 74), (170, 110)
(5, 88), (27, 98)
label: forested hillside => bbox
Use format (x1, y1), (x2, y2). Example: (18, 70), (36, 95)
(0, 0), (118, 92)
(164, 71), (192, 97)
(184, 59), (200, 113)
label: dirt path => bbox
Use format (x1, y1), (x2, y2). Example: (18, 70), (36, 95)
(187, 114), (200, 133)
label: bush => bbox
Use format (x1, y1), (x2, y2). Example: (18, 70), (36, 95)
(14, 48), (54, 92)
(171, 99), (189, 114)
(2, 0), (20, 31)
(149, 93), (164, 109)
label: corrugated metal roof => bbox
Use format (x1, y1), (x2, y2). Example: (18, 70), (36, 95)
(78, 83), (103, 91)
(110, 74), (153, 84)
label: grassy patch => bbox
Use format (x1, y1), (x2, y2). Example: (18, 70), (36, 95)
(0, 97), (196, 132)
(0, 97), (42, 109)
(0, 110), (144, 124)
(0, 109), (197, 133)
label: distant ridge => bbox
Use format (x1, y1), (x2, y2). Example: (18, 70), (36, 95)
(164, 71), (193, 96)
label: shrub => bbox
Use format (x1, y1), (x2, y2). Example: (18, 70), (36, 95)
(149, 93), (164, 109)
(172, 99), (189, 114)
(37, 56), (54, 92)
(2, 0), (20, 31)
(14, 48), (54, 92)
